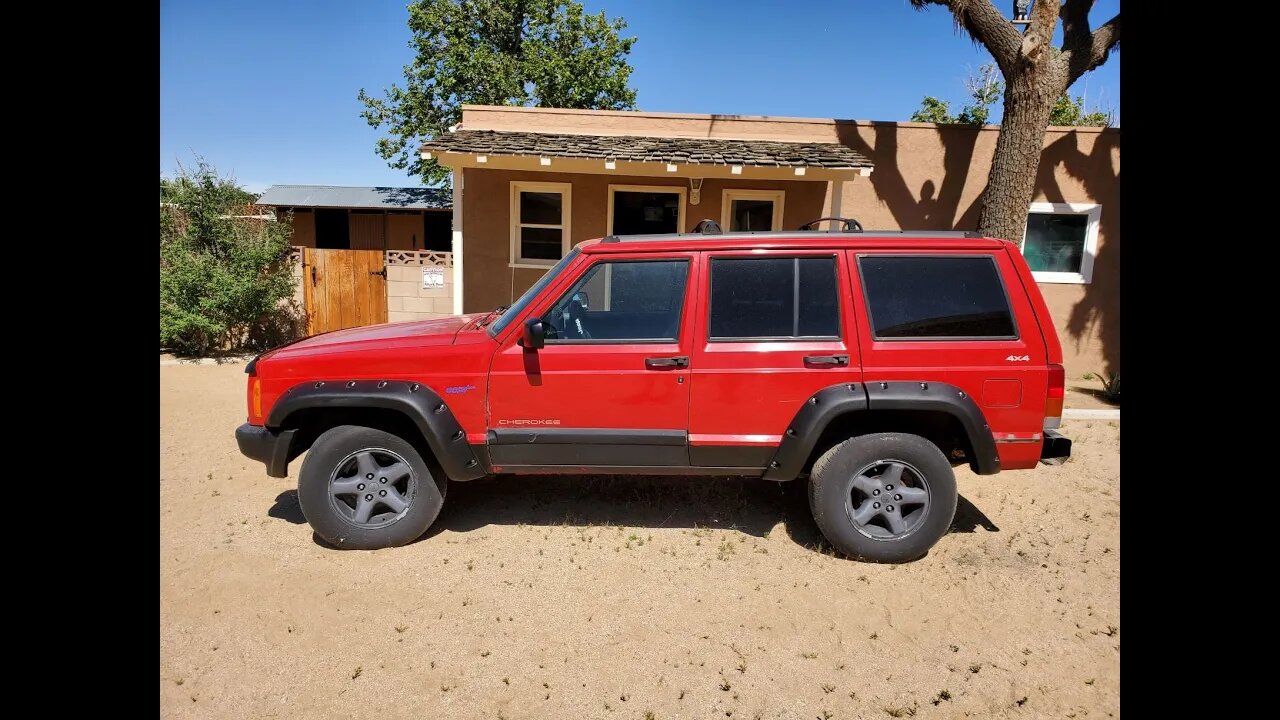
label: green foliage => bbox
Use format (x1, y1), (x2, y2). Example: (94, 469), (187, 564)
(160, 160), (299, 356)
(910, 96), (955, 124)
(359, 0), (638, 185)
(911, 63), (1001, 125)
(1049, 93), (1112, 127)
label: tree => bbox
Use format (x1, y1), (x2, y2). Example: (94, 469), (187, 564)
(160, 160), (298, 356)
(1048, 92), (1111, 126)
(910, 63), (1003, 125)
(912, 61), (1111, 127)
(910, 0), (1120, 241)
(358, 0), (638, 186)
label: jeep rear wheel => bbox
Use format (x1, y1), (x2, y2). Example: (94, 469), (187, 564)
(808, 432), (957, 563)
(297, 425), (446, 550)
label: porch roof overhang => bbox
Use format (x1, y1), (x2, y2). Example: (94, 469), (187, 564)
(420, 129), (873, 181)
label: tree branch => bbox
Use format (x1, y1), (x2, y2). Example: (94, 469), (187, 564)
(1059, 0), (1093, 55)
(1064, 13), (1120, 84)
(910, 0), (1023, 72)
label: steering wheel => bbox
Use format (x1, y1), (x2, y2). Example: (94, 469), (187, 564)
(799, 217), (864, 232)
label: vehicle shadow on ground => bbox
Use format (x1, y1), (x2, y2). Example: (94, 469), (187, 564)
(268, 476), (998, 550)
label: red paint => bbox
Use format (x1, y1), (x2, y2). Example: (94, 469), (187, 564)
(246, 234), (1066, 474)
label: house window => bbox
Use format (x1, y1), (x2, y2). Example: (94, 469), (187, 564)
(510, 182), (572, 267)
(722, 189), (785, 232)
(708, 256), (839, 340)
(608, 185), (686, 236)
(1021, 202), (1102, 284)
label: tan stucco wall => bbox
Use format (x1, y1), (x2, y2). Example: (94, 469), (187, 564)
(461, 169), (827, 313)
(455, 106), (1119, 377)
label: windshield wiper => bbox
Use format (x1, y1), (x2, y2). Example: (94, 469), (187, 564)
(494, 304), (511, 315)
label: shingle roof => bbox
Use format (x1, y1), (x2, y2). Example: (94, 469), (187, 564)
(421, 130), (873, 169)
(255, 185), (450, 210)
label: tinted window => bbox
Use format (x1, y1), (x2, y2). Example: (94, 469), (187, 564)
(1023, 212), (1088, 273)
(543, 260), (689, 342)
(709, 257), (840, 339)
(859, 256), (1016, 339)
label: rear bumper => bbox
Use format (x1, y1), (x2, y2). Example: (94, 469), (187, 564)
(1040, 429), (1072, 464)
(235, 423), (298, 478)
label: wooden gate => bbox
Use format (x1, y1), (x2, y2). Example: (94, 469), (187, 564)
(301, 249), (389, 334)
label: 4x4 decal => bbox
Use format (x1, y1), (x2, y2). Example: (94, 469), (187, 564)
(1005, 355), (1030, 362)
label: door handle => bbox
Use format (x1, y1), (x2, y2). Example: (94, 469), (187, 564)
(804, 354), (849, 366)
(645, 356), (689, 369)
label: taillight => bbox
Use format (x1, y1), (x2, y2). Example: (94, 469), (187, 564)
(1045, 363), (1064, 429)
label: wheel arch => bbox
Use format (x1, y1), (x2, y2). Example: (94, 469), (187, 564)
(267, 380), (486, 481)
(762, 381), (999, 481)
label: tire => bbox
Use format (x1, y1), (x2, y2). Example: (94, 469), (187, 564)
(808, 432), (957, 563)
(297, 425), (446, 550)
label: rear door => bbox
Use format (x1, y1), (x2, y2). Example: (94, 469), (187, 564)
(847, 248), (1048, 469)
(688, 250), (860, 469)
(486, 252), (698, 470)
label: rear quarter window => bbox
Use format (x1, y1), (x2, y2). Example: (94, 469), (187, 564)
(858, 255), (1017, 340)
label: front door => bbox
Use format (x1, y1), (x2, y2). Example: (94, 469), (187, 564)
(688, 251), (860, 469)
(301, 248), (389, 334)
(487, 253), (698, 471)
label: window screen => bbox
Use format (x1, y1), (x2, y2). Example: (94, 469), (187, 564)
(858, 256), (1016, 339)
(709, 257), (840, 339)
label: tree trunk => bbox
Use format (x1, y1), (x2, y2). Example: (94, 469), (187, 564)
(976, 68), (1062, 241)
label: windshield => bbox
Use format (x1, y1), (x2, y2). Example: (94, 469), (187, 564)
(488, 248), (580, 337)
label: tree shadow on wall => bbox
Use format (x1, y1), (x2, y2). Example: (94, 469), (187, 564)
(834, 121), (985, 232)
(1036, 132), (1120, 376)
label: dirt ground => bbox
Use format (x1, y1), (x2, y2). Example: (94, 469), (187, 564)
(160, 363), (1119, 719)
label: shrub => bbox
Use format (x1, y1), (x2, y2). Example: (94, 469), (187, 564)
(160, 161), (300, 356)
(1094, 371), (1120, 402)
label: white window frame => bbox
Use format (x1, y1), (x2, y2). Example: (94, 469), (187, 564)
(510, 181), (572, 268)
(606, 184), (687, 236)
(1021, 202), (1102, 284)
(721, 189), (785, 232)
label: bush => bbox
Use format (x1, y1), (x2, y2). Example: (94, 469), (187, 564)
(1084, 371), (1120, 402)
(160, 161), (300, 356)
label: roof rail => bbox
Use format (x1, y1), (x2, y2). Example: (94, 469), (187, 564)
(600, 230), (984, 243)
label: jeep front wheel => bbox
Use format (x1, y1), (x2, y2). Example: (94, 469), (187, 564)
(808, 432), (958, 563)
(297, 425), (446, 550)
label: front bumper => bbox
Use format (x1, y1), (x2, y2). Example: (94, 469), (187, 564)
(1040, 429), (1072, 464)
(235, 423), (298, 478)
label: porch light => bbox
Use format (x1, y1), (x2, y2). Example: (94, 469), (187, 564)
(476, 155), (487, 163)
(730, 165), (742, 175)
(794, 167), (807, 176)
(539, 156), (551, 166)
(689, 178), (704, 205)
(605, 159), (617, 170)
(666, 163), (678, 172)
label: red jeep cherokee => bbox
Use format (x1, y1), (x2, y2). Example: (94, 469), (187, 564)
(236, 225), (1070, 562)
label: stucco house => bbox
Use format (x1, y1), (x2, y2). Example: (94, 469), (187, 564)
(418, 104), (1118, 376)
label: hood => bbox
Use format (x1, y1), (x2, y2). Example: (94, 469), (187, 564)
(266, 315), (486, 361)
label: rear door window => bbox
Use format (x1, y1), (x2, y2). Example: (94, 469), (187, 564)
(857, 255), (1016, 339)
(709, 256), (840, 340)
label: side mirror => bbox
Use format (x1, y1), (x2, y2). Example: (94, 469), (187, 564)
(521, 318), (545, 349)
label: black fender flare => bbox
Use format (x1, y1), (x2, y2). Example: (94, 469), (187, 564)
(267, 380), (486, 481)
(762, 380), (998, 481)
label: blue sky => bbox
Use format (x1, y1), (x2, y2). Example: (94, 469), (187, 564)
(160, 0), (1120, 192)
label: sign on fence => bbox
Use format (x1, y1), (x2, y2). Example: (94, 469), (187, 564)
(422, 268), (445, 288)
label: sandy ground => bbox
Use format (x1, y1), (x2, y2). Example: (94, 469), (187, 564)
(160, 363), (1119, 719)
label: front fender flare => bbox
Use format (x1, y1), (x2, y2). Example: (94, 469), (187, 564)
(267, 380), (486, 481)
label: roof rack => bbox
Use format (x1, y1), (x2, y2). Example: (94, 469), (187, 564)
(599, 216), (983, 242)
(600, 229), (985, 243)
